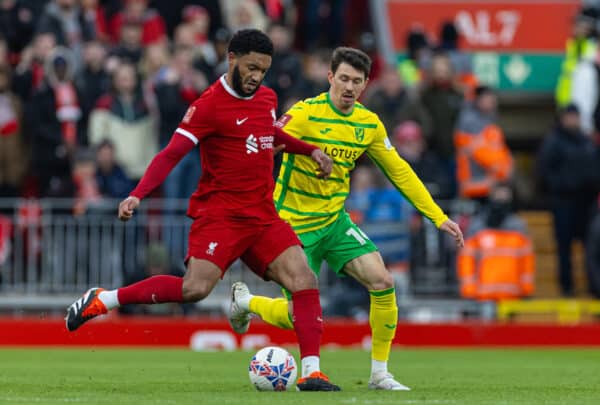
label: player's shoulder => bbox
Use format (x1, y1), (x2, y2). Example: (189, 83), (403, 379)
(255, 85), (278, 103)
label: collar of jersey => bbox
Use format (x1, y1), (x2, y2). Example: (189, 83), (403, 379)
(220, 74), (255, 100)
(326, 91), (354, 117)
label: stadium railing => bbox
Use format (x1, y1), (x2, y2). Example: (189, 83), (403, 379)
(0, 198), (470, 314)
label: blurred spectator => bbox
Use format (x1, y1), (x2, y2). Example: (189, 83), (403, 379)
(454, 85), (513, 200)
(80, 0), (109, 43)
(420, 52), (463, 190)
(29, 47), (82, 197)
(13, 31), (56, 101)
(95, 139), (133, 199)
(465, 184), (528, 237)
(393, 121), (453, 199)
(75, 40), (110, 138)
(437, 21), (478, 99)
(0, 0), (34, 65)
(154, 43), (205, 197)
(457, 186), (535, 301)
(538, 104), (600, 296)
(345, 165), (376, 224)
(72, 147), (101, 215)
(357, 32), (384, 83)
(108, 17), (144, 65)
(88, 63), (157, 181)
(35, 0), (96, 71)
(300, 0), (347, 51)
(0, 65), (27, 197)
(221, 0), (268, 33)
(108, 0), (166, 46)
(300, 48), (330, 98)
(152, 0), (223, 40)
(555, 8), (598, 108)
(587, 200), (600, 297)
(182, 5), (218, 66)
(363, 67), (432, 138)
(211, 27), (232, 78)
(398, 28), (429, 89)
(265, 22), (305, 112)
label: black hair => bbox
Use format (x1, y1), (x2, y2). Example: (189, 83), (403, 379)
(228, 29), (273, 56)
(330, 47), (372, 79)
(474, 85), (494, 99)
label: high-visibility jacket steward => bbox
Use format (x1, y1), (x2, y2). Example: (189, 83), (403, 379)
(457, 229), (535, 300)
(454, 107), (513, 198)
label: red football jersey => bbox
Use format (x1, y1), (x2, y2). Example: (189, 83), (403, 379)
(175, 76), (280, 222)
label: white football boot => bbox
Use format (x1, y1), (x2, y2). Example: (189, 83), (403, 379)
(228, 281), (252, 334)
(368, 371), (411, 391)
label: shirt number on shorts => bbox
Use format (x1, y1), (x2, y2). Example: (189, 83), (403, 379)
(346, 227), (369, 246)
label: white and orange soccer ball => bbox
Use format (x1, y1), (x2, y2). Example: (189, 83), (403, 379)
(248, 346), (297, 391)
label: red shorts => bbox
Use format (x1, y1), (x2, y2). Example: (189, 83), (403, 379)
(186, 216), (301, 278)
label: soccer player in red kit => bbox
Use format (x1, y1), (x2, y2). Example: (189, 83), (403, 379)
(65, 29), (340, 391)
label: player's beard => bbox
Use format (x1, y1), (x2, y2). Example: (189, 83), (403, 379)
(232, 65), (260, 97)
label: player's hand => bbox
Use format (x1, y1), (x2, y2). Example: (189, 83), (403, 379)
(118, 196), (140, 222)
(273, 144), (286, 155)
(310, 149), (332, 179)
(440, 219), (464, 247)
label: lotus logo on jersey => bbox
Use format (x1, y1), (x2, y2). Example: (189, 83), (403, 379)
(206, 242), (218, 255)
(246, 134), (258, 154)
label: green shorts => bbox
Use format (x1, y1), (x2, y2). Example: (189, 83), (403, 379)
(300, 211), (378, 275)
(283, 211), (377, 299)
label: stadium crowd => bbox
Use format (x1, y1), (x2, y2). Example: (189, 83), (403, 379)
(0, 0), (599, 304)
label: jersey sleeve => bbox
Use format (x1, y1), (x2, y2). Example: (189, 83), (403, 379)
(175, 95), (215, 144)
(366, 117), (449, 228)
(275, 100), (308, 140)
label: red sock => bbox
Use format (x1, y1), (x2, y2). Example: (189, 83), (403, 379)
(117, 275), (183, 305)
(291, 289), (323, 359)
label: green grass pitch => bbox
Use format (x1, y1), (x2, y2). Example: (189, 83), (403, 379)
(0, 348), (599, 404)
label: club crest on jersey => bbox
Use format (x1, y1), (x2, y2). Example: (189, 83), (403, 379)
(182, 106), (196, 123)
(275, 114), (292, 129)
(354, 127), (364, 142)
(206, 242), (218, 256)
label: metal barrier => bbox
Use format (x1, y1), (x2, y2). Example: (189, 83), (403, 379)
(0, 198), (470, 312)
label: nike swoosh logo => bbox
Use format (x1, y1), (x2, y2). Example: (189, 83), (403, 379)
(384, 323), (397, 329)
(236, 117), (249, 125)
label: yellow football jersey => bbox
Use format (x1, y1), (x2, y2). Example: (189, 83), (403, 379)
(274, 92), (448, 233)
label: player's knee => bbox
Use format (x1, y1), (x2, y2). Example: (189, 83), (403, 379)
(367, 270), (394, 291)
(182, 279), (212, 302)
(287, 267), (318, 292)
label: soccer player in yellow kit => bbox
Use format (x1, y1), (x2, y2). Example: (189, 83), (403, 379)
(229, 47), (464, 390)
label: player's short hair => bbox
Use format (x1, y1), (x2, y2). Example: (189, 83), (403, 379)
(228, 29), (273, 57)
(330, 47), (372, 79)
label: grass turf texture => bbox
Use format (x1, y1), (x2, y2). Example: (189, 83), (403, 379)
(0, 348), (599, 404)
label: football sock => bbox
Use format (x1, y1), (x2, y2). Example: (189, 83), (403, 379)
(117, 275), (184, 305)
(249, 296), (294, 330)
(301, 355), (320, 378)
(291, 289), (322, 369)
(369, 288), (398, 366)
(98, 290), (119, 310)
(371, 359), (387, 375)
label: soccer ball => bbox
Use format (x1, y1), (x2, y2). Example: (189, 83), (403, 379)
(248, 346), (297, 391)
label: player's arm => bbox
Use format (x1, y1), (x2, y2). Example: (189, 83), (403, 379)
(118, 134), (195, 221)
(367, 121), (464, 246)
(273, 126), (332, 178)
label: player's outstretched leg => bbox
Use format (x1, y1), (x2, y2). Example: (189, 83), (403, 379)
(229, 282), (294, 331)
(228, 281), (253, 334)
(65, 274), (185, 331)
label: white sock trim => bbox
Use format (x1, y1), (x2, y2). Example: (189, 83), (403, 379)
(98, 290), (119, 310)
(301, 355), (320, 377)
(240, 294), (253, 311)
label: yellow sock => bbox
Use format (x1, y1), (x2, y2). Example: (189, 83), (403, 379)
(249, 296), (294, 330)
(369, 288), (398, 362)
